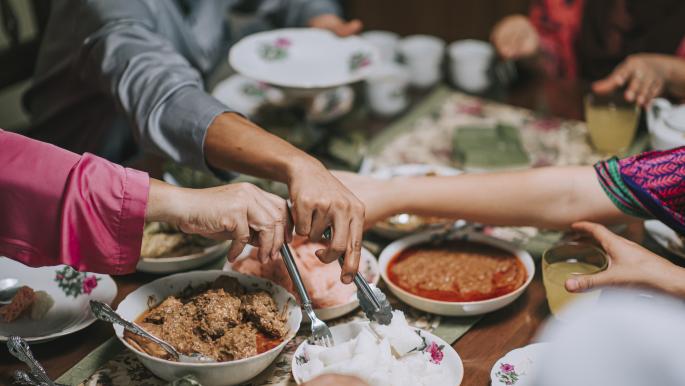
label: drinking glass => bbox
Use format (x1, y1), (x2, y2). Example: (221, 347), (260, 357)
(584, 93), (640, 156)
(542, 242), (608, 318)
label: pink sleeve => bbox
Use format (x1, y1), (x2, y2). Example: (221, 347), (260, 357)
(0, 130), (149, 274)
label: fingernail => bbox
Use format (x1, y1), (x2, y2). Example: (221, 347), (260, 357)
(342, 273), (354, 284)
(566, 278), (579, 292)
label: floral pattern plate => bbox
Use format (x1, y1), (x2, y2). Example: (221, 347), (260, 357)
(291, 321), (464, 385)
(229, 28), (378, 90)
(490, 343), (549, 386)
(0, 257), (117, 343)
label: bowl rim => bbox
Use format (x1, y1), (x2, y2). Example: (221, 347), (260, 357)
(378, 230), (535, 306)
(115, 270), (302, 368)
(290, 320), (464, 385)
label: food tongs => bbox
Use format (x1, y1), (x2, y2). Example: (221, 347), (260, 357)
(324, 229), (394, 325)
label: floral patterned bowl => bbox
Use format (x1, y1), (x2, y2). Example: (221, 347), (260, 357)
(291, 321), (464, 385)
(229, 28), (378, 90)
(490, 343), (549, 386)
(0, 257), (117, 343)
(115, 270), (302, 386)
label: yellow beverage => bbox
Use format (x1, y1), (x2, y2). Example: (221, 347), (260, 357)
(584, 94), (639, 155)
(542, 260), (602, 316)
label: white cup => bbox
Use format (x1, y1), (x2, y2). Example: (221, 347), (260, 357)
(448, 39), (494, 93)
(398, 35), (445, 88)
(365, 63), (410, 116)
(361, 30), (400, 63)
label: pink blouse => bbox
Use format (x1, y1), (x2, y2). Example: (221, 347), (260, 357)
(0, 130), (149, 274)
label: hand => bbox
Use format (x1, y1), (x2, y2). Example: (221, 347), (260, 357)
(302, 374), (369, 386)
(147, 180), (291, 263)
(309, 14), (362, 37)
(288, 164), (365, 283)
(592, 54), (671, 106)
(490, 15), (539, 60)
(331, 171), (399, 228)
(565, 222), (685, 296)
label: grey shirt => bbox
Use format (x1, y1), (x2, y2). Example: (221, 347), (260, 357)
(24, 0), (340, 172)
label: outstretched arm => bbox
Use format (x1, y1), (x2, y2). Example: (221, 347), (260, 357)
(334, 166), (634, 230)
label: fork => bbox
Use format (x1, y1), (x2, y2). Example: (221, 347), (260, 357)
(280, 243), (335, 347)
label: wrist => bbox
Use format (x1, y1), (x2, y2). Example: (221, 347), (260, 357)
(146, 179), (187, 225)
(284, 154), (325, 184)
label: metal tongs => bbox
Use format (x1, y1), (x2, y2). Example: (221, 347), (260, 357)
(324, 229), (394, 325)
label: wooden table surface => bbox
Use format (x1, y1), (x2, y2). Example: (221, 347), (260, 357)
(0, 74), (587, 386)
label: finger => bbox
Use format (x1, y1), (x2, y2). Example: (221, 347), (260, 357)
(571, 221), (617, 252)
(592, 63), (630, 94)
(309, 204), (331, 242)
(340, 216), (363, 284)
(226, 216), (250, 262)
(565, 271), (611, 293)
(624, 69), (646, 102)
(636, 77), (658, 106)
(319, 206), (350, 263)
(292, 199), (314, 237)
(251, 200), (277, 263)
(267, 195), (289, 258)
(336, 19), (362, 37)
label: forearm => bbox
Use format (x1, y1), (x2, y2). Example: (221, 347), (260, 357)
(389, 166), (632, 229)
(204, 112), (325, 184)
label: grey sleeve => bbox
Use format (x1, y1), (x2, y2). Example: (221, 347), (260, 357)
(78, 20), (229, 174)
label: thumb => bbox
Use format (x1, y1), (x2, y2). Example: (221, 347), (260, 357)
(565, 271), (611, 293)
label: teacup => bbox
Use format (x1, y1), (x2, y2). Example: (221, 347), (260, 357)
(398, 35), (445, 88)
(448, 39), (494, 93)
(365, 63), (410, 116)
(361, 30), (400, 63)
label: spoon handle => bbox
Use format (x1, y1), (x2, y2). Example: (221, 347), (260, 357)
(89, 300), (179, 359)
(7, 336), (56, 386)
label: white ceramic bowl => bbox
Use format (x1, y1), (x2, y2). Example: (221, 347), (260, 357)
(378, 231), (535, 316)
(291, 321), (464, 385)
(225, 245), (380, 321)
(229, 28), (378, 90)
(136, 241), (230, 274)
(361, 30), (400, 63)
(115, 270), (302, 386)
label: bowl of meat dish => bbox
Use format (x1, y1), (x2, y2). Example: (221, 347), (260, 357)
(137, 222), (230, 274)
(115, 270), (301, 386)
(226, 237), (380, 321)
(367, 164), (461, 239)
(378, 230), (534, 316)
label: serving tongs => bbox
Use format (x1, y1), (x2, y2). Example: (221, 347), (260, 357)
(323, 229), (394, 326)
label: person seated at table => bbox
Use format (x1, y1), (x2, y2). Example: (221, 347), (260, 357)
(333, 146), (685, 298)
(491, 0), (685, 106)
(21, 0), (365, 281)
(0, 129), (294, 275)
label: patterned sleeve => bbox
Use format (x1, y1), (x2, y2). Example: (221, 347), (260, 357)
(595, 147), (685, 234)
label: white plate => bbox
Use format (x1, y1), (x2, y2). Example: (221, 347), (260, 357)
(644, 220), (685, 258)
(136, 241), (230, 274)
(291, 321), (464, 385)
(490, 343), (549, 386)
(229, 28), (378, 90)
(224, 245), (380, 321)
(366, 164), (462, 239)
(115, 270), (301, 386)
(378, 230), (534, 316)
(211, 74), (285, 117)
(0, 258), (117, 343)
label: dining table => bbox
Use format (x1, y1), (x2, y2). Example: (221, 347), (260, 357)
(0, 73), (588, 386)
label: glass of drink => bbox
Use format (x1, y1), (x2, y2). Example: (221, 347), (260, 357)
(584, 93), (640, 156)
(542, 242), (608, 318)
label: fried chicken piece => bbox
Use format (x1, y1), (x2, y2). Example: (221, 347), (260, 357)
(193, 289), (242, 338)
(216, 324), (258, 361)
(212, 276), (245, 297)
(126, 322), (171, 359)
(144, 296), (183, 324)
(240, 291), (287, 338)
(0, 286), (35, 322)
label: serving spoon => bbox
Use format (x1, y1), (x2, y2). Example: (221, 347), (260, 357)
(89, 300), (215, 363)
(7, 336), (66, 386)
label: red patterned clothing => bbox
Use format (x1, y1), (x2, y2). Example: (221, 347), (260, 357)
(595, 147), (685, 235)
